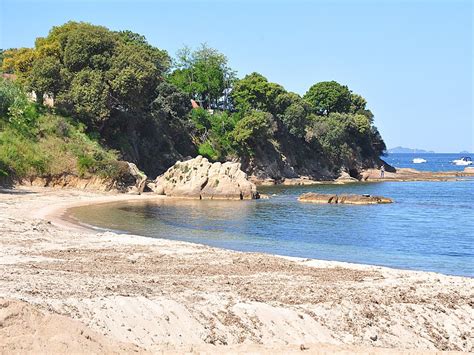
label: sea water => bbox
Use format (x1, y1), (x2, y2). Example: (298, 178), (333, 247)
(71, 177), (474, 277)
(384, 153), (473, 171)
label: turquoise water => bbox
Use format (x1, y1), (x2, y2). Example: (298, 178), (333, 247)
(71, 179), (474, 277)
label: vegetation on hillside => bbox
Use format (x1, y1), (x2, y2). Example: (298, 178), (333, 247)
(0, 78), (122, 180)
(1, 21), (386, 181)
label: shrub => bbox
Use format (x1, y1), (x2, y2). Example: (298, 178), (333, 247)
(231, 110), (275, 154)
(0, 103), (120, 179)
(190, 107), (211, 132)
(198, 140), (218, 161)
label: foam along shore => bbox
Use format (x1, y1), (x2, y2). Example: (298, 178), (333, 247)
(1, 186), (473, 353)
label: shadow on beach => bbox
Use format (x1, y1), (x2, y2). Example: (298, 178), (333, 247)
(0, 188), (37, 195)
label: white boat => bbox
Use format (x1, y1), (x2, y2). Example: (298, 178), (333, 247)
(452, 156), (473, 166)
(412, 158), (427, 164)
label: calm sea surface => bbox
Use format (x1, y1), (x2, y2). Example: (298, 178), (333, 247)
(71, 153), (474, 277)
(384, 152), (473, 171)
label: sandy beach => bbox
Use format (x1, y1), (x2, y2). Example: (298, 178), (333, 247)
(1, 186), (473, 354)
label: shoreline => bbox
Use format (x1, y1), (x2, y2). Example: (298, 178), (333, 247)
(252, 169), (474, 186)
(1, 186), (473, 353)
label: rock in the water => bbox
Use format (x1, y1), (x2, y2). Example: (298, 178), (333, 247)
(298, 192), (392, 204)
(298, 193), (338, 204)
(154, 156), (259, 200)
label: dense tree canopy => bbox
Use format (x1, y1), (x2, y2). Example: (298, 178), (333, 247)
(231, 72), (284, 113)
(1, 21), (387, 181)
(230, 73), (310, 138)
(304, 81), (352, 115)
(231, 111), (275, 153)
(169, 44), (235, 109)
(2, 22), (171, 130)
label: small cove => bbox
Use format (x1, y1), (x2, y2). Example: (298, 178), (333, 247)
(70, 178), (474, 277)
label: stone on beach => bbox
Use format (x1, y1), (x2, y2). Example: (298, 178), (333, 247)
(298, 192), (393, 204)
(152, 156), (259, 200)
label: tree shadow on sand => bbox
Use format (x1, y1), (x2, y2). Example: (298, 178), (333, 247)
(0, 188), (37, 195)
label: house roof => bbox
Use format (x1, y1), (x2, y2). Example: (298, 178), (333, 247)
(191, 99), (200, 109)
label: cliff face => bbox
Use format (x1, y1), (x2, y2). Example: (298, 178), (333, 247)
(238, 132), (382, 182)
(111, 115), (383, 183)
(103, 117), (197, 179)
(240, 140), (334, 181)
(124, 134), (383, 183)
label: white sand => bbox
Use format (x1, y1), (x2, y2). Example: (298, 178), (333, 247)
(0, 186), (473, 354)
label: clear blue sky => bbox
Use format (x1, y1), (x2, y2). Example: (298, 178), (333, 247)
(1, 0), (472, 152)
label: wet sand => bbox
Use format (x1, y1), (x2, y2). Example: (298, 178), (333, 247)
(0, 186), (473, 353)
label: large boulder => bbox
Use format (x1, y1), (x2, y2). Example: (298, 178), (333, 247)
(298, 192), (393, 204)
(335, 171), (359, 183)
(153, 156), (259, 200)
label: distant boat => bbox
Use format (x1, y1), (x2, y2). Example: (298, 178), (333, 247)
(452, 157), (473, 166)
(413, 158), (427, 164)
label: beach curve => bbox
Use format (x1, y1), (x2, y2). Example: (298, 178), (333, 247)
(1, 186), (473, 353)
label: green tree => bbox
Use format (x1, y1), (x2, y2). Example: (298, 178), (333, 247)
(349, 93), (374, 122)
(169, 44), (235, 109)
(62, 25), (115, 72)
(1, 48), (38, 78)
(231, 111), (275, 153)
(151, 82), (191, 122)
(64, 69), (110, 127)
(304, 81), (351, 115)
(107, 41), (166, 112)
(29, 56), (62, 102)
(231, 72), (285, 113)
(275, 92), (310, 138)
(306, 112), (385, 164)
(6, 22), (171, 131)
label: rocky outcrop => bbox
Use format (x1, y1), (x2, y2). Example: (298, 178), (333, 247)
(298, 192), (393, 205)
(20, 161), (147, 193)
(152, 156), (259, 200)
(335, 171), (359, 183)
(240, 138), (335, 181)
(119, 162), (147, 194)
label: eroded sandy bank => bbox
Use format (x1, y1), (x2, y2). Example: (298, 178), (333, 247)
(0, 186), (473, 354)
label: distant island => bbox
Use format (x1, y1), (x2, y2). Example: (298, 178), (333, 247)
(387, 146), (435, 154)
(459, 150), (472, 154)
